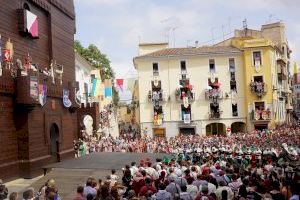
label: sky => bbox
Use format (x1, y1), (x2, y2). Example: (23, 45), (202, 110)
(74, 0), (300, 101)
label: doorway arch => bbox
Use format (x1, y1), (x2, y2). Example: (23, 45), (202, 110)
(206, 123), (226, 136)
(231, 122), (246, 133)
(50, 123), (60, 162)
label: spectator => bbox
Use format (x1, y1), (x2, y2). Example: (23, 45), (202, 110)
(73, 186), (84, 200)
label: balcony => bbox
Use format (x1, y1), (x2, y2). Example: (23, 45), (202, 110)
(250, 82), (267, 97)
(209, 110), (222, 119)
(205, 89), (222, 100)
(15, 70), (40, 106)
(286, 103), (293, 111)
(175, 87), (195, 103)
(251, 109), (271, 121)
(148, 90), (165, 103)
(278, 65), (287, 80)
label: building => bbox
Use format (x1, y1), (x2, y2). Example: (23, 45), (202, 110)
(292, 65), (300, 118)
(134, 22), (293, 138)
(134, 43), (247, 138)
(75, 52), (94, 104)
(217, 22), (293, 130)
(0, 0), (76, 180)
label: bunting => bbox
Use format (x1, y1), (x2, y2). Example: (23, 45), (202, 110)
(105, 87), (112, 98)
(116, 79), (124, 92)
(90, 78), (101, 97)
(127, 78), (136, 93)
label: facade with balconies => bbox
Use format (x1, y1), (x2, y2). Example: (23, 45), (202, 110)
(216, 22), (292, 130)
(134, 43), (246, 138)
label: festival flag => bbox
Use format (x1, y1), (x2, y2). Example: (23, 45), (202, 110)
(90, 78), (101, 97)
(127, 78), (136, 93)
(105, 86), (112, 98)
(104, 79), (112, 87)
(26, 10), (39, 38)
(294, 62), (298, 75)
(116, 79), (124, 92)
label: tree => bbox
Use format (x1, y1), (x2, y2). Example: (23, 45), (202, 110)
(74, 40), (119, 106)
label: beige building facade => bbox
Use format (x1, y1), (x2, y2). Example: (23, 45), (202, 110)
(134, 45), (247, 138)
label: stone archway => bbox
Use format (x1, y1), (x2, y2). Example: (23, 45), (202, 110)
(206, 123), (226, 136)
(50, 123), (60, 162)
(231, 122), (246, 133)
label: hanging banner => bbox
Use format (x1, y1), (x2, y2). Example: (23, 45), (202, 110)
(104, 79), (112, 87)
(63, 89), (72, 108)
(116, 79), (124, 92)
(127, 78), (135, 93)
(26, 10), (39, 38)
(105, 87), (112, 98)
(30, 76), (38, 101)
(183, 96), (189, 108)
(38, 84), (47, 106)
(90, 78), (97, 97)
(183, 113), (191, 124)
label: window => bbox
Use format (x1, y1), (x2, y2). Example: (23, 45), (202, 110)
(229, 58), (235, 72)
(232, 104), (238, 116)
(254, 102), (265, 110)
(253, 51), (262, 66)
(209, 59), (215, 73)
(153, 63), (159, 76)
(253, 76), (263, 82)
(180, 61), (186, 73)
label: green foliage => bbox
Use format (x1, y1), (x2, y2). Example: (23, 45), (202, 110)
(74, 40), (115, 79)
(74, 40), (119, 106)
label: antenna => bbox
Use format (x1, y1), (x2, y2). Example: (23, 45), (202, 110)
(172, 27), (178, 47)
(243, 18), (248, 37)
(243, 18), (248, 29)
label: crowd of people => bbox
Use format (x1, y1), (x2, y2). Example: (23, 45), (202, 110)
(74, 124), (300, 158)
(2, 123), (300, 200)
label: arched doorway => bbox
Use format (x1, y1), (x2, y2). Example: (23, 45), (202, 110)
(50, 123), (60, 162)
(231, 122), (246, 133)
(206, 123), (225, 136)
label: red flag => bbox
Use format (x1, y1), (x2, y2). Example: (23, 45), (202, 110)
(116, 79), (124, 92)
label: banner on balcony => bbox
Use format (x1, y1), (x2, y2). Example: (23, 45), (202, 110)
(183, 96), (189, 108)
(183, 114), (191, 124)
(63, 89), (72, 108)
(153, 113), (162, 126)
(30, 76), (38, 101)
(38, 84), (47, 106)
